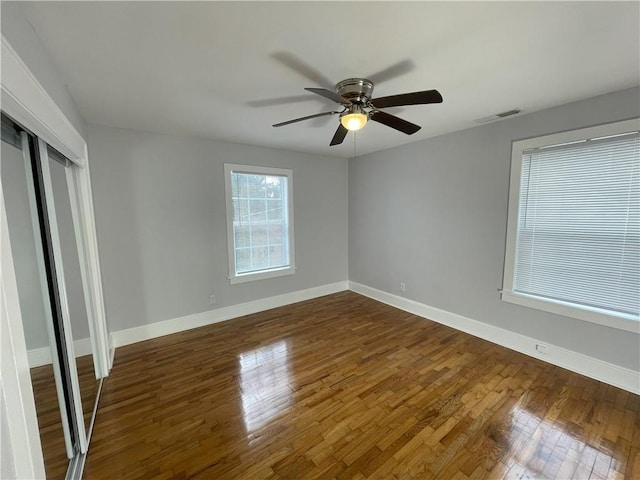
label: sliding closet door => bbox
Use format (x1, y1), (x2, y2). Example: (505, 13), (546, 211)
(35, 138), (89, 454)
(42, 141), (100, 437)
(3, 108), (105, 478)
(1, 120), (76, 476)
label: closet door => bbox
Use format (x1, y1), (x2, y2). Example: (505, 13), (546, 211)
(40, 139), (100, 439)
(1, 119), (78, 475)
(35, 138), (90, 454)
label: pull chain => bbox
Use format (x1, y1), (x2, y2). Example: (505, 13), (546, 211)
(353, 130), (357, 159)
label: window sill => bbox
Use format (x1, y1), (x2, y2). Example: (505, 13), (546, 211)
(229, 266), (295, 285)
(501, 291), (639, 334)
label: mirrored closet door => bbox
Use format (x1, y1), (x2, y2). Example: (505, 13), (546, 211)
(42, 141), (100, 439)
(1, 113), (102, 479)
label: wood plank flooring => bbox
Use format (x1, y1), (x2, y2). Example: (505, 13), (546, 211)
(30, 354), (98, 479)
(83, 292), (640, 479)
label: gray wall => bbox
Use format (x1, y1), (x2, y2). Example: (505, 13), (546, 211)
(349, 87), (640, 371)
(87, 125), (349, 333)
(1, 2), (86, 138)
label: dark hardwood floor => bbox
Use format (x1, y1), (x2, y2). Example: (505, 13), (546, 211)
(83, 292), (639, 479)
(30, 354), (98, 479)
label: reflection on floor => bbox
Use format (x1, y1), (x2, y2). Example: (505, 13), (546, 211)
(84, 292), (639, 479)
(239, 340), (292, 432)
(30, 354), (97, 480)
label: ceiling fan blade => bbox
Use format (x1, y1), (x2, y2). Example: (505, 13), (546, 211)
(366, 59), (415, 85)
(271, 52), (334, 89)
(371, 89), (443, 108)
(330, 124), (349, 146)
(370, 110), (421, 135)
(305, 88), (351, 105)
(273, 111), (339, 127)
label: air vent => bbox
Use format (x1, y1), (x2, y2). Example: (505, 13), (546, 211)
(474, 108), (522, 124)
(496, 109), (521, 118)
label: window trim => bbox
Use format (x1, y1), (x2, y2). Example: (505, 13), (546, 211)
(502, 118), (640, 333)
(224, 163), (295, 285)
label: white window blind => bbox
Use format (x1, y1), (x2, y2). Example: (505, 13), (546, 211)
(513, 131), (639, 318)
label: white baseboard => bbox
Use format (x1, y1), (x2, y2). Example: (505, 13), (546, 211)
(28, 337), (93, 368)
(110, 281), (349, 349)
(349, 281), (640, 395)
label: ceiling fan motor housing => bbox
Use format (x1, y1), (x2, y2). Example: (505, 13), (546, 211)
(273, 75), (441, 146)
(336, 78), (374, 105)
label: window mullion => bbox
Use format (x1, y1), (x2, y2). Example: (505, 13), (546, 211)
(246, 175), (253, 272)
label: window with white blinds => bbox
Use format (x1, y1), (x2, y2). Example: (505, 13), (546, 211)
(502, 119), (640, 332)
(224, 164), (295, 284)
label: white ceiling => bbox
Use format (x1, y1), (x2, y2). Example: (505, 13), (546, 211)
(20, 1), (640, 158)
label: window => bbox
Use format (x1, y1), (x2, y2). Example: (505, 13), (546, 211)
(224, 164), (295, 284)
(502, 119), (639, 332)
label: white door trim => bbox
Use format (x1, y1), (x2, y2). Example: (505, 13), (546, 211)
(1, 34), (110, 475)
(1, 177), (46, 480)
(1, 34), (109, 375)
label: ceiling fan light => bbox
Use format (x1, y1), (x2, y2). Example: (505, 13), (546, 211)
(341, 112), (368, 131)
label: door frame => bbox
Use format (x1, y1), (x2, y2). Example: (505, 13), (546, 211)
(1, 34), (110, 476)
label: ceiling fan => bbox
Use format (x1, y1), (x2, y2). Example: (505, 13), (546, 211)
(273, 78), (443, 146)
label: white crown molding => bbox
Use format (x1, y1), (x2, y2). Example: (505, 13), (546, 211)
(110, 281), (349, 348)
(348, 281), (639, 395)
(1, 35), (84, 163)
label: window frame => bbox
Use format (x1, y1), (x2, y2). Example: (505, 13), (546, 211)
(502, 118), (640, 333)
(224, 163), (295, 285)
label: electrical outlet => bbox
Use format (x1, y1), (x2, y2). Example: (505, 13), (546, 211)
(400, 282), (406, 292)
(536, 343), (549, 355)
(209, 295), (216, 305)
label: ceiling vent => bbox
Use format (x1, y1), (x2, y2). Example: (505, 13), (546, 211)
(474, 108), (522, 124)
